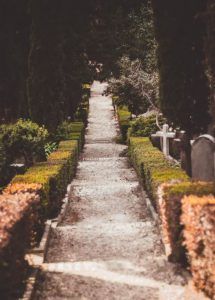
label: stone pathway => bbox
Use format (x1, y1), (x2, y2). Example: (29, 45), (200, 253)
(33, 82), (191, 300)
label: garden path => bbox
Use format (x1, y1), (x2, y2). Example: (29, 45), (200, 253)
(33, 82), (194, 300)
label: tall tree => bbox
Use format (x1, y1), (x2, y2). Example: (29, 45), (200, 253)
(151, 0), (210, 136)
(27, 0), (66, 131)
(0, 0), (30, 123)
(205, 0), (215, 134)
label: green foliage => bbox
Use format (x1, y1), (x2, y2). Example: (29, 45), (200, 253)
(108, 56), (159, 115)
(10, 140), (78, 216)
(129, 114), (165, 137)
(117, 106), (132, 143)
(126, 1), (157, 73)
(0, 139), (80, 289)
(74, 97), (89, 125)
(0, 119), (48, 167)
(44, 142), (58, 158)
(129, 137), (188, 207)
(56, 121), (84, 139)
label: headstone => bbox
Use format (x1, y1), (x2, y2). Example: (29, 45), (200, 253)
(191, 134), (215, 181)
(151, 124), (175, 157)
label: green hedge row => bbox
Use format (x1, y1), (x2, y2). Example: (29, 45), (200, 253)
(116, 106), (131, 143)
(129, 137), (215, 266)
(6, 140), (78, 217)
(0, 135), (82, 294)
(129, 137), (188, 206)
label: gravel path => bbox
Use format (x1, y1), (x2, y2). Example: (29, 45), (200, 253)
(33, 82), (189, 300)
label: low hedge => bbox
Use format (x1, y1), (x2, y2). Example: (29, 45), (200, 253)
(129, 137), (188, 205)
(129, 137), (188, 262)
(117, 106), (131, 142)
(56, 121), (85, 150)
(181, 195), (215, 299)
(129, 136), (215, 268)
(5, 140), (78, 217)
(0, 139), (80, 294)
(160, 181), (215, 264)
(0, 192), (40, 294)
(75, 99), (90, 126)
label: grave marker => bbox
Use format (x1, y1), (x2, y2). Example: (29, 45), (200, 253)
(191, 134), (215, 181)
(151, 124), (175, 157)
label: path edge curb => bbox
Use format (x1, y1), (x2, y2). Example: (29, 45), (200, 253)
(22, 183), (72, 300)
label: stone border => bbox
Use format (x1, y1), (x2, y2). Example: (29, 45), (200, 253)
(22, 183), (72, 300)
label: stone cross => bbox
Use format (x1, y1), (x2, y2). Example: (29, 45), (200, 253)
(191, 134), (215, 181)
(151, 124), (175, 157)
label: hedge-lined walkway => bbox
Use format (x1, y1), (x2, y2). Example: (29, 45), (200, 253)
(33, 82), (190, 300)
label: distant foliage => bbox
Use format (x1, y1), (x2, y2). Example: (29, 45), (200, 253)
(126, 1), (158, 73)
(107, 56), (159, 115)
(130, 114), (165, 137)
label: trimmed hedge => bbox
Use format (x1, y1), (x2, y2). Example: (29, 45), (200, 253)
(117, 106), (131, 142)
(129, 137), (188, 206)
(5, 140), (78, 217)
(56, 121), (85, 150)
(159, 181), (215, 264)
(0, 139), (80, 294)
(0, 192), (40, 294)
(182, 195), (215, 299)
(129, 137), (188, 261)
(75, 98), (90, 126)
(129, 136), (215, 268)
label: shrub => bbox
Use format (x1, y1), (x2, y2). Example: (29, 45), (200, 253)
(0, 137), (82, 294)
(159, 181), (215, 264)
(5, 140), (78, 217)
(129, 114), (165, 137)
(181, 195), (215, 298)
(75, 99), (89, 125)
(129, 137), (188, 203)
(0, 192), (40, 293)
(117, 106), (132, 143)
(55, 121), (85, 150)
(0, 119), (48, 167)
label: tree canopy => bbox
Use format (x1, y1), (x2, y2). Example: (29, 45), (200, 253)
(0, 0), (214, 135)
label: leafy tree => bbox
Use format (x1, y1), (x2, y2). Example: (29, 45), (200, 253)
(108, 56), (159, 115)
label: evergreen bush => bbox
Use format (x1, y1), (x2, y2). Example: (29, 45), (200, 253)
(0, 120), (48, 167)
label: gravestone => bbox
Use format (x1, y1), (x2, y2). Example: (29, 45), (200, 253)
(191, 134), (215, 181)
(151, 124), (175, 157)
